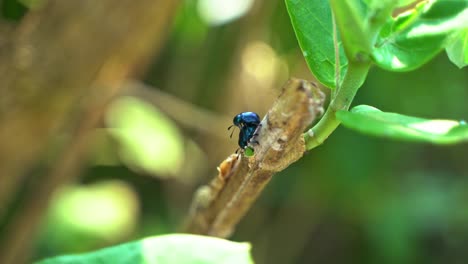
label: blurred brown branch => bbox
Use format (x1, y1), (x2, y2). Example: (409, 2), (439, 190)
(122, 81), (233, 139)
(183, 78), (325, 237)
(0, 0), (179, 263)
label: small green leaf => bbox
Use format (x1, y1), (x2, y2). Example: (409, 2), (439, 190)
(329, 0), (371, 60)
(363, 0), (403, 40)
(36, 234), (253, 264)
(446, 28), (468, 68)
(372, 0), (468, 71)
(336, 105), (468, 144)
(285, 0), (348, 89)
(330, 0), (400, 61)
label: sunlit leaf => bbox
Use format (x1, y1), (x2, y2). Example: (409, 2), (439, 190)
(285, 0), (348, 88)
(336, 105), (468, 144)
(36, 234), (253, 264)
(106, 97), (184, 177)
(446, 28), (468, 68)
(372, 0), (468, 71)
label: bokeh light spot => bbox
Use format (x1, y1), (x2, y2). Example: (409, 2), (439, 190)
(49, 180), (139, 240)
(241, 41), (280, 83)
(106, 96), (184, 177)
(197, 0), (254, 26)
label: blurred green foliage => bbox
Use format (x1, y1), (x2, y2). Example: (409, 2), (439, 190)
(1, 0), (27, 20)
(106, 97), (185, 176)
(21, 0), (468, 263)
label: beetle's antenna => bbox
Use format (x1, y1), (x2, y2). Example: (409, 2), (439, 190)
(227, 125), (236, 138)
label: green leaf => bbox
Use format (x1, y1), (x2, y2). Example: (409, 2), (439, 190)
(336, 105), (468, 144)
(446, 28), (468, 68)
(329, 0), (371, 60)
(330, 0), (400, 61)
(36, 234), (253, 264)
(285, 0), (348, 89)
(372, 0), (468, 71)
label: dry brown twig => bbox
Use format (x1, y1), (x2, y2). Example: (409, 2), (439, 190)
(183, 78), (325, 237)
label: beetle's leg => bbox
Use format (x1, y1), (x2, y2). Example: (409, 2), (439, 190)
(249, 139), (260, 146)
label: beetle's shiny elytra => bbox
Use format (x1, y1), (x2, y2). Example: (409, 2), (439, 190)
(228, 112), (260, 149)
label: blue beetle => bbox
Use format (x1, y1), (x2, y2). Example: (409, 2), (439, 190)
(228, 112), (261, 149)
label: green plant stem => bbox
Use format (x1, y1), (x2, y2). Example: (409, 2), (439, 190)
(304, 62), (371, 150)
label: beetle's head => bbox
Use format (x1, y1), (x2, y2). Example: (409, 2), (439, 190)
(232, 114), (243, 127)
